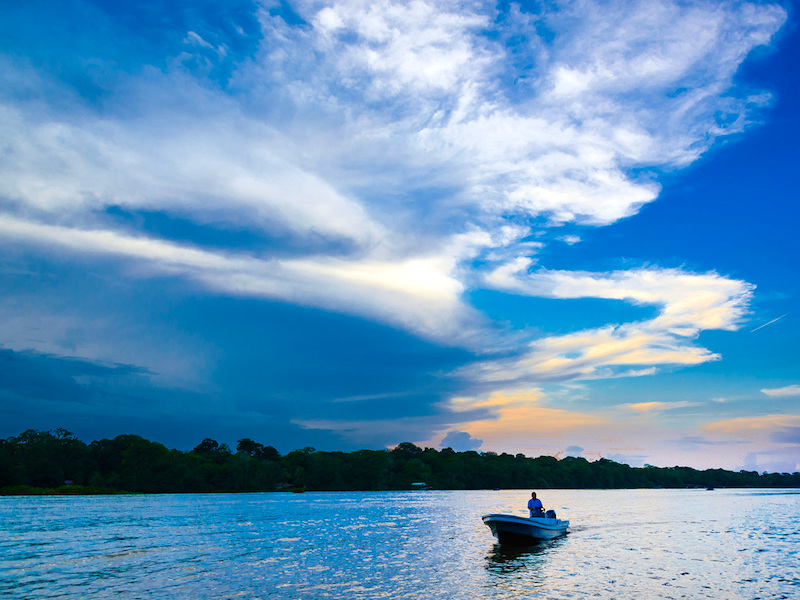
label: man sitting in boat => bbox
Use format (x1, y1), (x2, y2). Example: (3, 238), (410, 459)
(527, 492), (545, 518)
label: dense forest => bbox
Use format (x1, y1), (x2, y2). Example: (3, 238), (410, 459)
(1, 429), (798, 494)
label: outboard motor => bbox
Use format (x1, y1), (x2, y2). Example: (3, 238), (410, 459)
(545, 509), (557, 519)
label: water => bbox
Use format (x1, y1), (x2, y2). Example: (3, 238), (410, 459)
(1, 489), (799, 599)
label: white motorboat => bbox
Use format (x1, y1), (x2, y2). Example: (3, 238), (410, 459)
(482, 512), (569, 544)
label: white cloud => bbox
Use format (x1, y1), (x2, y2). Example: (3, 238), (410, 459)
(0, 215), (485, 346)
(559, 235), (581, 245)
(250, 0), (785, 229)
(2, 0), (785, 243)
(311, 0), (490, 95)
(472, 266), (753, 384)
(0, 104), (386, 248)
(468, 323), (720, 384)
(0, 0), (786, 377)
(761, 385), (800, 398)
(487, 267), (753, 333)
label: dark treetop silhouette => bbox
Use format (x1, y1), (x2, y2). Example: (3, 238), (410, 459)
(2, 430), (798, 494)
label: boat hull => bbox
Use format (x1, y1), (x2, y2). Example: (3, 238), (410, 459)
(482, 513), (569, 545)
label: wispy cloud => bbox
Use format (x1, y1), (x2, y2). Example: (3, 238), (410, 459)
(0, 102), (386, 247)
(679, 435), (746, 446)
(703, 414), (800, 437)
(0, 0), (789, 452)
(761, 385), (800, 398)
(424, 388), (610, 455)
(470, 267), (753, 384)
(624, 401), (701, 413)
(1, 0), (785, 260)
(700, 415), (800, 471)
(0, 215), (484, 345)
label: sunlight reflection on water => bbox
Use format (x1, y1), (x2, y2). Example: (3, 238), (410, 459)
(2, 489), (799, 599)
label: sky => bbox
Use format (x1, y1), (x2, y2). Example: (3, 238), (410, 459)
(0, 0), (798, 472)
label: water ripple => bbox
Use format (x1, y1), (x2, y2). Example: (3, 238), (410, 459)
(2, 489), (799, 599)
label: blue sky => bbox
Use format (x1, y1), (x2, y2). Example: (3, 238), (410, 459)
(1, 0), (797, 472)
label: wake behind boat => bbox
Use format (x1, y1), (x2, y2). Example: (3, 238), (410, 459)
(482, 512), (569, 545)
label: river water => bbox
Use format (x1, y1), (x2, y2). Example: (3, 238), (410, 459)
(2, 489), (799, 599)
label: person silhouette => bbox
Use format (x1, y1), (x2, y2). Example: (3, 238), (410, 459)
(527, 491), (545, 517)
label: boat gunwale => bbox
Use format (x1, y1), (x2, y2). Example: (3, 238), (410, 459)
(482, 513), (570, 531)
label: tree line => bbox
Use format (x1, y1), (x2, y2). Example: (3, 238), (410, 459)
(1, 429), (798, 494)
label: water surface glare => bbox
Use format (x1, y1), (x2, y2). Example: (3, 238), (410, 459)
(2, 489), (799, 599)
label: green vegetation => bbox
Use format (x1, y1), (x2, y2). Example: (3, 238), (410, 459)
(1, 430), (798, 495)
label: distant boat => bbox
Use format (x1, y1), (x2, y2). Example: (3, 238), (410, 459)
(411, 482), (428, 490)
(482, 512), (569, 545)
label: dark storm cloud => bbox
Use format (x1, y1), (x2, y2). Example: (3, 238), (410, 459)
(190, 294), (474, 411)
(0, 258), (483, 451)
(0, 345), (375, 453)
(0, 347), (149, 404)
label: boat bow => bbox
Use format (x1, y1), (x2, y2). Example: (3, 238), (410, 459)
(482, 513), (569, 544)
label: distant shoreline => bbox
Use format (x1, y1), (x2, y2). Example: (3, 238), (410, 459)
(3, 485), (798, 497)
(3, 430), (799, 495)
(0, 485), (119, 496)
